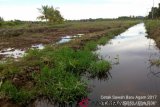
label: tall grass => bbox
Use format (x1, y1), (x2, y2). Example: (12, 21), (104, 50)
(0, 81), (36, 104)
(0, 45), (111, 104)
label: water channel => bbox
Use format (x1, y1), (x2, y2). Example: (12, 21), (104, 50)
(88, 23), (160, 107)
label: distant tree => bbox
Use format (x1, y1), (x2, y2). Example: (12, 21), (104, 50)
(148, 3), (160, 19)
(37, 5), (64, 24)
(0, 17), (4, 22)
(0, 17), (4, 26)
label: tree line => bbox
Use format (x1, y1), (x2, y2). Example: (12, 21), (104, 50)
(148, 3), (160, 19)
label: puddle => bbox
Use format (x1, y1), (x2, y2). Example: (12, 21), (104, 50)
(0, 34), (84, 59)
(57, 34), (83, 44)
(57, 36), (72, 44)
(0, 44), (44, 59)
(87, 23), (160, 106)
(31, 44), (44, 50)
(0, 48), (25, 59)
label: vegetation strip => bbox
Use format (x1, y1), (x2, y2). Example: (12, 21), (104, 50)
(0, 21), (139, 106)
(145, 20), (160, 67)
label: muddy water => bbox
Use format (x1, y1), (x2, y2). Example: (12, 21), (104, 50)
(88, 23), (160, 106)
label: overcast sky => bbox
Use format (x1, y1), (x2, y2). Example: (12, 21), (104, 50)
(0, 0), (159, 21)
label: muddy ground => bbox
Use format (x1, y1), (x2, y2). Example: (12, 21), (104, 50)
(145, 20), (160, 49)
(0, 27), (93, 50)
(147, 28), (160, 49)
(0, 21), (135, 50)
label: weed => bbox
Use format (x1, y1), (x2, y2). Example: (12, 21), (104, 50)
(89, 60), (111, 76)
(150, 59), (160, 67)
(0, 81), (35, 104)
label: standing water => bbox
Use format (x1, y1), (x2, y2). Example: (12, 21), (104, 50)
(88, 23), (160, 107)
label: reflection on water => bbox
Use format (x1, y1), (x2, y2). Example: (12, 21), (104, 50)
(89, 71), (112, 81)
(0, 48), (25, 58)
(0, 44), (44, 59)
(31, 44), (44, 50)
(88, 23), (160, 106)
(0, 34), (84, 59)
(57, 34), (83, 44)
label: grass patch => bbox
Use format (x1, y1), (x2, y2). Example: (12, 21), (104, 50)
(145, 20), (160, 65)
(89, 60), (111, 76)
(150, 59), (160, 67)
(0, 20), (139, 105)
(0, 46), (111, 104)
(0, 81), (36, 104)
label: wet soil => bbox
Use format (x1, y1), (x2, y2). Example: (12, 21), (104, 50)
(147, 27), (160, 49)
(0, 26), (105, 50)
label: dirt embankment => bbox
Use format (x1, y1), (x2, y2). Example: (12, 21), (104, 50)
(0, 21), (136, 50)
(0, 27), (95, 50)
(145, 20), (160, 49)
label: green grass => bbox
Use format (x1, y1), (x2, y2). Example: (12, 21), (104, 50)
(0, 46), (111, 104)
(0, 20), (139, 105)
(89, 60), (111, 76)
(0, 81), (36, 104)
(150, 59), (160, 67)
(145, 20), (160, 64)
(145, 20), (160, 31)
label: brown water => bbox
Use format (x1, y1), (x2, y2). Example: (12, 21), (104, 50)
(88, 23), (160, 107)
(33, 23), (160, 107)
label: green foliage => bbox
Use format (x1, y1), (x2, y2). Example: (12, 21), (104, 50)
(37, 5), (64, 24)
(98, 36), (109, 45)
(84, 41), (97, 51)
(35, 66), (87, 103)
(148, 3), (160, 19)
(89, 60), (111, 76)
(0, 16), (4, 22)
(0, 16), (4, 27)
(0, 44), (111, 104)
(145, 20), (160, 67)
(145, 20), (160, 31)
(150, 59), (160, 66)
(0, 81), (35, 104)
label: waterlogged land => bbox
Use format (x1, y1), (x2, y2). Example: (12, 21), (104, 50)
(0, 20), (136, 50)
(0, 20), (139, 107)
(145, 20), (160, 66)
(0, 20), (138, 60)
(145, 20), (160, 49)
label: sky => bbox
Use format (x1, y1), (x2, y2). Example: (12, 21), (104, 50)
(0, 0), (160, 21)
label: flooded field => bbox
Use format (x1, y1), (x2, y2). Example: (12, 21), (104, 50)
(30, 23), (160, 107)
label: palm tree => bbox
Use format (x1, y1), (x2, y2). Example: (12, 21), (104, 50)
(37, 5), (64, 24)
(37, 5), (49, 21)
